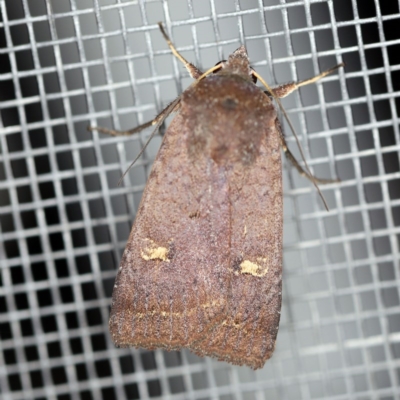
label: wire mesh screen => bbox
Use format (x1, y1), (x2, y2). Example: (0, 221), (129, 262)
(1, 0), (400, 399)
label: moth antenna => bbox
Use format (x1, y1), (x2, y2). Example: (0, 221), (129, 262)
(118, 96), (181, 185)
(117, 63), (222, 185)
(252, 70), (331, 211)
(117, 24), (226, 185)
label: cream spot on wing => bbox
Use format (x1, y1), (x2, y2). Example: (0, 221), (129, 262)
(240, 258), (269, 277)
(140, 238), (170, 262)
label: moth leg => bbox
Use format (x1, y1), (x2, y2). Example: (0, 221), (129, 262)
(87, 99), (181, 137)
(88, 119), (154, 137)
(269, 63), (344, 98)
(275, 119), (339, 184)
(158, 22), (203, 79)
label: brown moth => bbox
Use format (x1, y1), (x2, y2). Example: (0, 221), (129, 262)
(90, 23), (342, 369)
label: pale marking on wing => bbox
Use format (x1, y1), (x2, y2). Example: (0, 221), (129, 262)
(221, 319), (250, 333)
(240, 258), (269, 277)
(140, 238), (170, 262)
(131, 300), (224, 319)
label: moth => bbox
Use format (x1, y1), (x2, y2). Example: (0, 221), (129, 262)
(90, 23), (342, 369)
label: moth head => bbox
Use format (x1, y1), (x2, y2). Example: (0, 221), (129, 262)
(213, 46), (257, 83)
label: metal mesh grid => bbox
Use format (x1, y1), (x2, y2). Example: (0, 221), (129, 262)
(0, 0), (400, 399)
